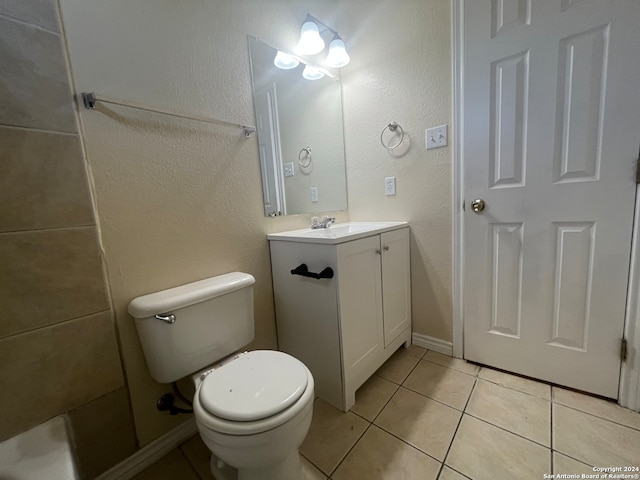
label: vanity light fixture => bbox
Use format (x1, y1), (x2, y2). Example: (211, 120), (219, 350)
(325, 34), (350, 68)
(297, 14), (350, 69)
(296, 16), (325, 55)
(273, 51), (300, 69)
(302, 65), (325, 80)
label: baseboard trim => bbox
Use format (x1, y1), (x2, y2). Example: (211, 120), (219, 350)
(412, 333), (453, 356)
(96, 419), (198, 480)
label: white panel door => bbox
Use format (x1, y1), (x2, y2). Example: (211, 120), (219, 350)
(463, 0), (640, 397)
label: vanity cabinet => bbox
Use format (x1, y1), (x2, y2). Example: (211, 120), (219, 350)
(269, 225), (411, 411)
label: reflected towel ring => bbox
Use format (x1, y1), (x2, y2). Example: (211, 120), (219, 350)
(380, 122), (404, 150)
(298, 147), (312, 168)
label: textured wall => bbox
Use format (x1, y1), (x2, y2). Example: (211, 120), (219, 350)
(339, 0), (453, 341)
(58, 0), (346, 446)
(57, 0), (453, 448)
(0, 0), (136, 476)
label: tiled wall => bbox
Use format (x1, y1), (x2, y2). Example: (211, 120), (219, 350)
(0, 1), (137, 477)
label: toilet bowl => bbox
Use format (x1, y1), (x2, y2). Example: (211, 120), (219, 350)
(193, 350), (314, 480)
(128, 273), (315, 480)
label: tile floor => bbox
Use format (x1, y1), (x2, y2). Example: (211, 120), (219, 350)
(133, 345), (640, 480)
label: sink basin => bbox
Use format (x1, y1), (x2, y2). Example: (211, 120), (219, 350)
(267, 221), (408, 244)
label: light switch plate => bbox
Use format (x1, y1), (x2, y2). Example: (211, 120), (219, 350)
(425, 124), (448, 149)
(284, 162), (294, 177)
(310, 187), (319, 203)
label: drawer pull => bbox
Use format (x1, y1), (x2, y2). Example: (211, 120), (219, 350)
(290, 263), (334, 280)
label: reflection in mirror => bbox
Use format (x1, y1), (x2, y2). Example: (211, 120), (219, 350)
(247, 36), (348, 217)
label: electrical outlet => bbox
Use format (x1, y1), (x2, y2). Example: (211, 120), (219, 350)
(385, 177), (396, 196)
(310, 187), (319, 203)
(284, 162), (294, 177)
(426, 124), (448, 149)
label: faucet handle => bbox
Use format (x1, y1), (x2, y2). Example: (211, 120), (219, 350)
(323, 216), (336, 227)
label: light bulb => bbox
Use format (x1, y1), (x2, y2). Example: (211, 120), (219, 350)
(302, 65), (325, 80)
(296, 21), (325, 55)
(325, 36), (350, 68)
(273, 51), (299, 69)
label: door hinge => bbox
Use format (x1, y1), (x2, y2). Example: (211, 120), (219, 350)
(621, 338), (628, 362)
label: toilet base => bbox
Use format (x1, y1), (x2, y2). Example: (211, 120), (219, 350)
(210, 450), (302, 480)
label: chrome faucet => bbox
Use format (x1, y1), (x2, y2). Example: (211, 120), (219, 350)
(311, 215), (336, 229)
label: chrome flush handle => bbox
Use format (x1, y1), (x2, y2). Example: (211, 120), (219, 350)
(155, 313), (176, 324)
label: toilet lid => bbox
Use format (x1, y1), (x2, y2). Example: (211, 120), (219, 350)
(199, 350), (308, 422)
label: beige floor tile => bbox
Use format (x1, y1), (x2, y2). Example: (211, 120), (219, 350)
(466, 379), (550, 446)
(553, 387), (640, 430)
(478, 367), (551, 400)
(375, 348), (420, 384)
(332, 425), (441, 480)
(406, 344), (427, 359)
(553, 403), (640, 467)
(300, 399), (368, 476)
(424, 351), (479, 376)
(351, 375), (398, 421)
(375, 387), (461, 461)
(132, 449), (199, 480)
(404, 360), (476, 410)
(438, 466), (470, 480)
(302, 456), (327, 480)
(553, 452), (594, 474)
(180, 434), (214, 479)
(446, 415), (550, 480)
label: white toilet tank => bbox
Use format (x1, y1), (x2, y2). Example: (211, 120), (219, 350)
(128, 272), (255, 384)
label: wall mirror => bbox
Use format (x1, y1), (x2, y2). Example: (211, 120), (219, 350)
(247, 36), (348, 217)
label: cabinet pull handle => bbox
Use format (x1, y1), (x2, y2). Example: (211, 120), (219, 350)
(290, 263), (334, 280)
(383, 245), (390, 251)
(375, 249), (382, 255)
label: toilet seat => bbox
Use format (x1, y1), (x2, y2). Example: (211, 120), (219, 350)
(199, 350), (308, 421)
(195, 350), (314, 436)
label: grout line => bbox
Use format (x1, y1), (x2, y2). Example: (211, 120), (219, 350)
(0, 12), (61, 35)
(400, 383), (469, 413)
(463, 412), (552, 450)
(439, 465), (473, 480)
(300, 452), (328, 479)
(440, 376), (478, 470)
(551, 449), (596, 468)
(552, 400), (640, 433)
(0, 223), (97, 235)
(0, 308), (112, 342)
(176, 447), (203, 480)
(0, 123), (79, 136)
(550, 397), (554, 474)
(328, 422), (372, 478)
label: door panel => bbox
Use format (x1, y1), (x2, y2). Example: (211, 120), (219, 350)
(463, 0), (640, 397)
(381, 228), (411, 347)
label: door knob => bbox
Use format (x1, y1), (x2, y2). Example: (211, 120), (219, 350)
(471, 198), (486, 213)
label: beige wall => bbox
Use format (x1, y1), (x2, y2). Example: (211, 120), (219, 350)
(0, 1), (136, 477)
(56, 0), (453, 447)
(340, 0), (453, 341)
(58, 0), (348, 446)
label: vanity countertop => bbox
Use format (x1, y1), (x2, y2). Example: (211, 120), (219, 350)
(267, 221), (408, 245)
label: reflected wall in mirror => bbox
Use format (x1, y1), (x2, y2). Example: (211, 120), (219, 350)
(247, 36), (348, 217)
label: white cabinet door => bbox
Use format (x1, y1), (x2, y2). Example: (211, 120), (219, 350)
(381, 228), (411, 347)
(337, 235), (384, 389)
(462, 0), (640, 397)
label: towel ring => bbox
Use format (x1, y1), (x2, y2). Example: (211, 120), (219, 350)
(298, 147), (312, 168)
(380, 122), (404, 150)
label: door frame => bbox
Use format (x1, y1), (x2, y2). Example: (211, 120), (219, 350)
(451, 0), (640, 411)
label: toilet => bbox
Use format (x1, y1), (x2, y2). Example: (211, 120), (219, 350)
(128, 272), (314, 480)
